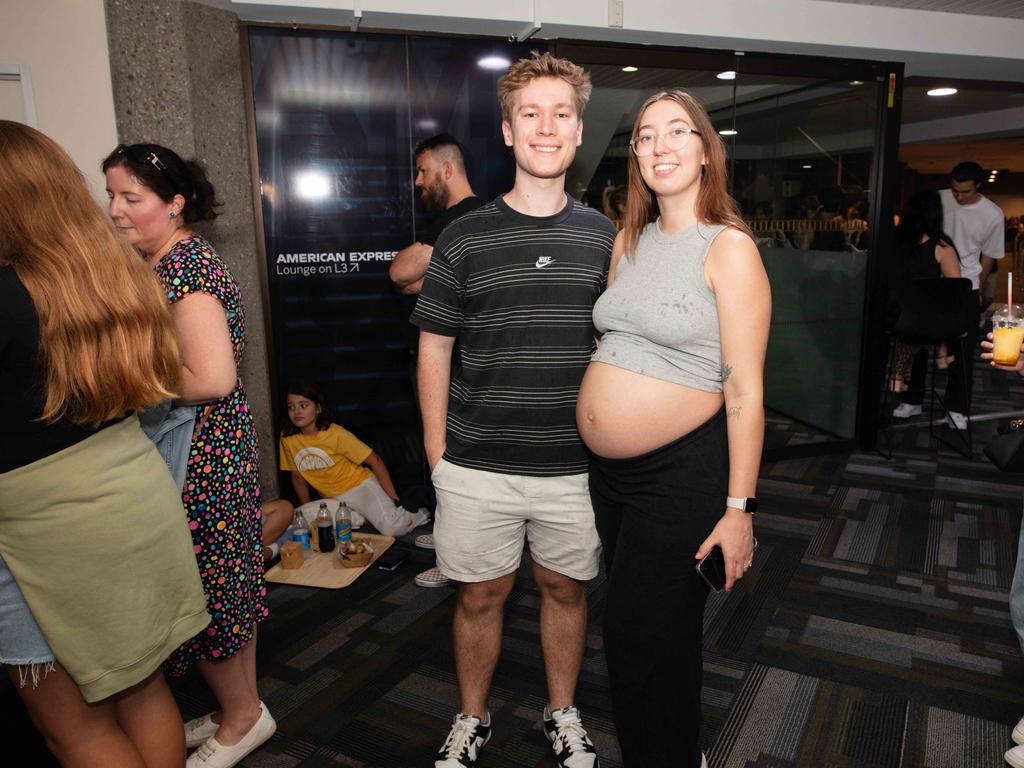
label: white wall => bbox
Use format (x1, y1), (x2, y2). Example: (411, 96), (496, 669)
(1, 0), (118, 202)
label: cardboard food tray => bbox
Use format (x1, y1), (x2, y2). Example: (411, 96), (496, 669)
(265, 532), (395, 589)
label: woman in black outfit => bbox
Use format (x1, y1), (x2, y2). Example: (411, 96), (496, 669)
(888, 189), (962, 392)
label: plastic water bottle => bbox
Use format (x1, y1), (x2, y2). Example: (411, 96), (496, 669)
(316, 502), (335, 553)
(335, 502), (352, 545)
(290, 508), (311, 550)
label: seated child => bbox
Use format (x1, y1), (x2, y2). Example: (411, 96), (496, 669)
(279, 385), (429, 537)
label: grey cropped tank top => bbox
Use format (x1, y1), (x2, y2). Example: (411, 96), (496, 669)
(592, 220), (727, 393)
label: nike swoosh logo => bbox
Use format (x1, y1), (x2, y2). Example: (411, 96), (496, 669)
(535, 257), (555, 268)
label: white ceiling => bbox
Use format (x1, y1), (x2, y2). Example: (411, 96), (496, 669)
(812, 0), (1024, 20)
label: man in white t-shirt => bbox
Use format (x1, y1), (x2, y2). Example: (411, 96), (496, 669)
(893, 161), (1005, 429)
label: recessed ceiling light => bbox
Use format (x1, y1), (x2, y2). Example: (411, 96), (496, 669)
(850, 80), (864, 86)
(991, 169), (999, 174)
(927, 87), (957, 97)
(717, 70), (736, 80)
(802, 164), (812, 169)
(477, 55), (511, 71)
(719, 129), (738, 136)
(621, 66), (638, 73)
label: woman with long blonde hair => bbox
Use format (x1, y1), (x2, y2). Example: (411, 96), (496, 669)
(577, 90), (771, 767)
(0, 120), (209, 766)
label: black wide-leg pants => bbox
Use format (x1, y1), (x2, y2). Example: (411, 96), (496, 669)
(589, 408), (728, 768)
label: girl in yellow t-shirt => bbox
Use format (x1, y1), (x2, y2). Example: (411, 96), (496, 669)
(279, 385), (429, 537)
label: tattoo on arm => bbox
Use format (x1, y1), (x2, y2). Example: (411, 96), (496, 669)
(721, 363), (732, 383)
(728, 406), (742, 418)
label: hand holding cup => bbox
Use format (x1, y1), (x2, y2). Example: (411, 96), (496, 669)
(981, 333), (1024, 374)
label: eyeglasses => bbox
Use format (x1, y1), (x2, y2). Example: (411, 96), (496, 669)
(629, 127), (701, 157)
(115, 144), (167, 173)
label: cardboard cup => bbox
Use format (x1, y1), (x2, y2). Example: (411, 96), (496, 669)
(280, 541), (305, 570)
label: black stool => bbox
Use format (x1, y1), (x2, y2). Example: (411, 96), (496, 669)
(879, 277), (975, 459)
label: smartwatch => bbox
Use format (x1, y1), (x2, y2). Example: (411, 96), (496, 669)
(726, 496), (758, 513)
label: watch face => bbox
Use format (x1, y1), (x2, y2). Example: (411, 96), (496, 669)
(745, 498), (758, 513)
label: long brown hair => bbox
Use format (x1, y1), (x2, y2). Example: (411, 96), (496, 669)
(0, 121), (180, 425)
(623, 90), (750, 258)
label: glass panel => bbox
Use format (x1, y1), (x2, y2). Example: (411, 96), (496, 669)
(576, 63), (882, 451)
(725, 77), (879, 446)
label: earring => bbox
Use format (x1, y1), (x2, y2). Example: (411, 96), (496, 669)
(169, 211), (177, 219)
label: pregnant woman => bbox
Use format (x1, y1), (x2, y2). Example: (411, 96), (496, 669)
(577, 90), (770, 768)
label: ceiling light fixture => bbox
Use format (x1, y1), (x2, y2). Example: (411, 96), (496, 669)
(477, 55), (511, 71)
(927, 87), (958, 97)
(719, 129), (738, 136)
(621, 66), (638, 72)
(717, 70), (736, 80)
(850, 80), (864, 86)
(802, 164), (812, 169)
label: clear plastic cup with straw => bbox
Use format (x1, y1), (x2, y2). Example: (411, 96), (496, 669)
(993, 272), (1024, 366)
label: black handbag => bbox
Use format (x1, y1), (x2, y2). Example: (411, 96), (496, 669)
(984, 419), (1024, 472)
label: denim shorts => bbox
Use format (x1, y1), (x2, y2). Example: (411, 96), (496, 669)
(0, 552), (55, 666)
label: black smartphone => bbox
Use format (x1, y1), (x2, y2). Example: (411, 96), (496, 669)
(695, 545), (727, 592)
(375, 551), (409, 572)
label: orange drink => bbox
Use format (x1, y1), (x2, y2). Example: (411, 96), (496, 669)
(993, 324), (1024, 366)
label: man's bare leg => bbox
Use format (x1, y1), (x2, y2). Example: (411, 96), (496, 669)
(532, 562), (587, 709)
(453, 573), (516, 716)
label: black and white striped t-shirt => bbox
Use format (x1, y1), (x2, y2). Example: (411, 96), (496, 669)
(412, 195), (615, 476)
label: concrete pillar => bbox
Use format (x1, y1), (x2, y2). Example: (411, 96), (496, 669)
(105, 0), (277, 497)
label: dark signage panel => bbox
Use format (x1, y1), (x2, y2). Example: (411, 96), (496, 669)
(248, 27), (542, 487)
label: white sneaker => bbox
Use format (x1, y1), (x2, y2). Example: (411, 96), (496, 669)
(407, 507), (432, 530)
(946, 411), (969, 430)
(435, 712), (491, 767)
(542, 705), (599, 768)
(184, 712), (219, 748)
(1006, 744), (1024, 768)
(415, 566), (451, 588)
(1014, 715), (1024, 745)
(186, 702), (276, 768)
(892, 402), (923, 418)
(415, 533), (436, 549)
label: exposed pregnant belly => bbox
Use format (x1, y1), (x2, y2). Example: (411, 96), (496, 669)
(577, 361), (723, 459)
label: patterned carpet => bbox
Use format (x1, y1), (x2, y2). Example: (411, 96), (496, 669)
(6, 357), (1024, 767)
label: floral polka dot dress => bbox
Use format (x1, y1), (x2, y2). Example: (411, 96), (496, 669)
(156, 235), (268, 675)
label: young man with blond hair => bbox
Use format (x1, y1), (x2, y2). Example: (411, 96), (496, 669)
(412, 52), (615, 768)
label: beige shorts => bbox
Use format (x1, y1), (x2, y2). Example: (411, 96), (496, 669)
(431, 458), (601, 583)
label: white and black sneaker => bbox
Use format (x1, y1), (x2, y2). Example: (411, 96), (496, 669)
(543, 705), (599, 768)
(435, 712), (491, 768)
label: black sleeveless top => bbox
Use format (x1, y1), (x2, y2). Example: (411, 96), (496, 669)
(903, 237), (943, 282)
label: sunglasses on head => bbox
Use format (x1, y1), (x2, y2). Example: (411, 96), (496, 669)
(115, 144), (167, 174)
